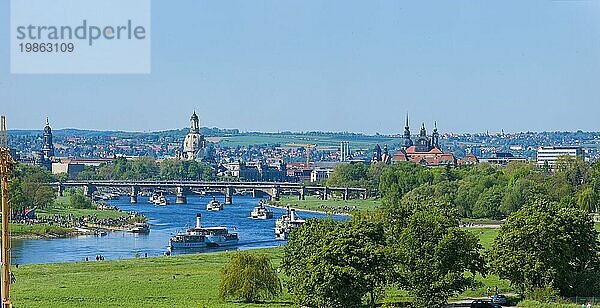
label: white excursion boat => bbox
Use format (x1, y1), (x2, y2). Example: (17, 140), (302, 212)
(206, 196), (223, 211)
(275, 206), (305, 240)
(169, 214), (239, 250)
(128, 222), (150, 234)
(150, 193), (169, 206)
(156, 195), (169, 206)
(251, 201), (273, 219)
(148, 193), (159, 204)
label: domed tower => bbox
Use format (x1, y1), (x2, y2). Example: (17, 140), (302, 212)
(402, 113), (413, 149)
(183, 111), (206, 160)
(415, 122), (431, 152)
(189, 111), (200, 134)
(42, 117), (55, 158)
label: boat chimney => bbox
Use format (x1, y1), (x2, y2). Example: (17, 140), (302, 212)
(196, 213), (201, 228)
(290, 209), (296, 221)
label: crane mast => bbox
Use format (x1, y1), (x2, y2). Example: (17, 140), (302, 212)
(0, 116), (14, 308)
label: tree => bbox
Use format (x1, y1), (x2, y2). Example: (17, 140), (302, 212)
(489, 200), (600, 297)
(379, 162), (434, 207)
(8, 164), (56, 210)
(500, 178), (542, 215)
(472, 185), (505, 219)
(67, 189), (93, 209)
(384, 198), (485, 307)
(326, 162), (370, 188)
(283, 217), (389, 308)
(219, 251), (281, 303)
(577, 186), (598, 213)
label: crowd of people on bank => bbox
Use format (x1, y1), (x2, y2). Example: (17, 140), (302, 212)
(316, 204), (357, 214)
(13, 207), (142, 229)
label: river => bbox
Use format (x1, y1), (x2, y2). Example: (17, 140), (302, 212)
(10, 195), (344, 265)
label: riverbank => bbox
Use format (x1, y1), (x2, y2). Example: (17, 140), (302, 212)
(8, 201), (145, 239)
(268, 195), (380, 215)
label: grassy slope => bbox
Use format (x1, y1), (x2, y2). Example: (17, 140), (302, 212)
(40, 197), (129, 220)
(7, 197), (130, 237)
(12, 248), (293, 308)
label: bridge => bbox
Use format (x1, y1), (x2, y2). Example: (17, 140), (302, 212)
(50, 181), (368, 204)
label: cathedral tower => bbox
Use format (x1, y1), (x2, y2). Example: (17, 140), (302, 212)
(402, 113), (413, 149)
(42, 117), (54, 158)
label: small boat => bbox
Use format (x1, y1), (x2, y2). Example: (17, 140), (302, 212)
(275, 206), (305, 240)
(128, 222), (150, 234)
(169, 214), (238, 250)
(94, 229), (108, 237)
(148, 194), (159, 204)
(156, 195), (169, 206)
(206, 196), (223, 211)
(251, 201), (273, 219)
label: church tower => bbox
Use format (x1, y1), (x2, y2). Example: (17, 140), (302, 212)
(402, 113), (413, 149)
(431, 121), (439, 148)
(415, 122), (431, 152)
(372, 144), (382, 162)
(42, 117), (54, 158)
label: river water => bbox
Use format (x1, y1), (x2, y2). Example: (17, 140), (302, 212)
(10, 195), (343, 265)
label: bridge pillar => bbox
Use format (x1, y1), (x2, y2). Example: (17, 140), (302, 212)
(323, 187), (329, 200)
(343, 188), (349, 201)
(299, 186), (306, 200)
(271, 186), (280, 201)
(176, 186), (188, 204)
(225, 186), (233, 205)
(57, 183), (64, 197)
(83, 184), (96, 198)
(251, 189), (257, 199)
(130, 185), (139, 204)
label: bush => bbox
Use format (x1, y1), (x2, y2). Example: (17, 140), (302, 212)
(219, 251), (281, 303)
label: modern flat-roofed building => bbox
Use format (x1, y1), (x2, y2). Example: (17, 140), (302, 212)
(480, 152), (527, 166)
(536, 146), (583, 169)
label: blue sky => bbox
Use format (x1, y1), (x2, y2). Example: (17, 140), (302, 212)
(1, 1), (599, 134)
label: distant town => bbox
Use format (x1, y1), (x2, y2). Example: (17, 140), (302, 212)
(7, 111), (599, 182)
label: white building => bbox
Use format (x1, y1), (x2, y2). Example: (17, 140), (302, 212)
(536, 146), (583, 169)
(310, 168), (333, 183)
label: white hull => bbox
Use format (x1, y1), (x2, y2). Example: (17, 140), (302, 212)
(169, 240), (207, 249)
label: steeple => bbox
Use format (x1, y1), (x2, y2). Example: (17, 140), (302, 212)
(42, 117), (54, 158)
(432, 121), (439, 148)
(420, 122), (427, 137)
(402, 113), (413, 149)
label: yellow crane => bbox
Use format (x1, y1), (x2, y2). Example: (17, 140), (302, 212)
(0, 115), (14, 308)
(287, 143), (317, 165)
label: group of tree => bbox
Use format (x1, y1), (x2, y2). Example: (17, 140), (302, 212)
(278, 197), (485, 308)
(325, 157), (600, 219)
(379, 156), (600, 219)
(252, 157), (600, 307)
(325, 161), (392, 194)
(489, 200), (600, 299)
(4, 164), (57, 211)
(76, 157), (214, 181)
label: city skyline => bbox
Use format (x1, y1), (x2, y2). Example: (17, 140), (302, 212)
(1, 1), (599, 134)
